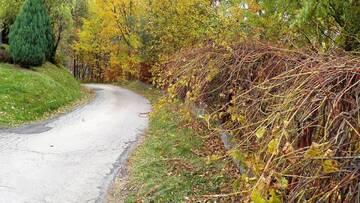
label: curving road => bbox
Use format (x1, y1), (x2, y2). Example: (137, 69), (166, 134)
(0, 84), (151, 203)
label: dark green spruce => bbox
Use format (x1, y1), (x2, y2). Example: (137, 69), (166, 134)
(9, 0), (54, 67)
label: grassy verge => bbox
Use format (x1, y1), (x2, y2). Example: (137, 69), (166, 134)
(0, 62), (90, 127)
(116, 80), (162, 103)
(108, 81), (236, 202)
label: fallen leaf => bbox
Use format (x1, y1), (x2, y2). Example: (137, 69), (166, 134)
(256, 127), (266, 139)
(322, 160), (339, 174)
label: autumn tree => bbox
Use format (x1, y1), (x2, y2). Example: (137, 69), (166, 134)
(72, 0), (144, 81)
(141, 0), (216, 62)
(244, 0), (360, 51)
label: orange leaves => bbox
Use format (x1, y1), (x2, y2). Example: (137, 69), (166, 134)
(246, 0), (261, 13)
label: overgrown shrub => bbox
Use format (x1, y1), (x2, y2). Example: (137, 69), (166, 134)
(157, 42), (360, 202)
(9, 0), (53, 67)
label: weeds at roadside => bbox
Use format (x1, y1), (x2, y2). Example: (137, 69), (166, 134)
(108, 81), (241, 202)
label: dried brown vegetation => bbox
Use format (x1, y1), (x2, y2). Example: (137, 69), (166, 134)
(155, 42), (360, 202)
(0, 46), (11, 63)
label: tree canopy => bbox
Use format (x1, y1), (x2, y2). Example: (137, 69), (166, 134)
(3, 0), (359, 69)
(68, 0), (360, 81)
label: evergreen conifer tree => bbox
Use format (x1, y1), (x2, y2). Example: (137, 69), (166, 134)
(9, 0), (54, 67)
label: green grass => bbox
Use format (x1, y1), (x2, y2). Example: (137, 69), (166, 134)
(0, 62), (84, 126)
(117, 80), (162, 103)
(109, 82), (233, 202)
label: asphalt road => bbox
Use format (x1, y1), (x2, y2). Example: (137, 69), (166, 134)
(0, 84), (151, 203)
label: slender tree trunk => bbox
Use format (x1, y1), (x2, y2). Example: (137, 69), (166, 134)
(50, 25), (63, 63)
(73, 58), (77, 78)
(0, 30), (2, 45)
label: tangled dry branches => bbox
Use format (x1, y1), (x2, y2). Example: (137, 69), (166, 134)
(155, 42), (360, 202)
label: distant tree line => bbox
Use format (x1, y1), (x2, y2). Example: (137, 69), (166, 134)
(69, 0), (360, 82)
(1, 0), (359, 72)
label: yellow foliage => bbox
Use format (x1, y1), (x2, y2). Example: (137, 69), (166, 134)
(267, 139), (279, 155)
(73, 0), (145, 81)
(322, 160), (339, 174)
(256, 127), (267, 139)
(304, 142), (322, 159)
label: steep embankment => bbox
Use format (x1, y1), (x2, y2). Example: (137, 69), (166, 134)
(0, 62), (85, 126)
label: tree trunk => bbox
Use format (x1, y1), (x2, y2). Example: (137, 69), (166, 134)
(50, 25), (63, 63)
(73, 58), (77, 78)
(0, 30), (2, 45)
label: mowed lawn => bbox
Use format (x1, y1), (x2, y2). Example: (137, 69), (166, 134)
(0, 62), (83, 126)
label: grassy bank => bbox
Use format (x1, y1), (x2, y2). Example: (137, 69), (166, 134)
(108, 81), (236, 202)
(116, 80), (162, 104)
(0, 62), (88, 127)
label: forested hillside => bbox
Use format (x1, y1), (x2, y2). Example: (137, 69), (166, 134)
(1, 0), (360, 202)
